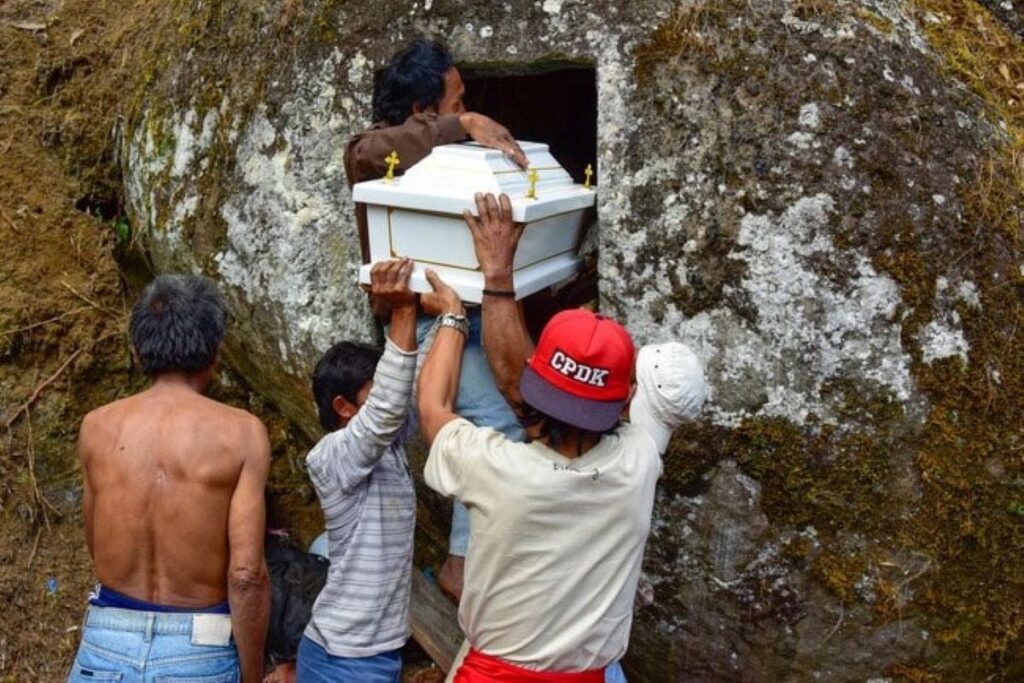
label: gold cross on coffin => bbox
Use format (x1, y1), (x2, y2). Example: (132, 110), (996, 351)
(384, 150), (400, 182)
(525, 168), (539, 199)
(584, 163), (594, 190)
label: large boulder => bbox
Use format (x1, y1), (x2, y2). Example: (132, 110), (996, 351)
(123, 0), (1023, 679)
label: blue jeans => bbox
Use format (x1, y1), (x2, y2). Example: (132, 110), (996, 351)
(606, 661), (627, 682)
(67, 606), (238, 682)
(295, 636), (400, 682)
(308, 532), (329, 559)
(417, 309), (524, 555)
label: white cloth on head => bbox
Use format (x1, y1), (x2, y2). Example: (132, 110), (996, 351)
(629, 342), (706, 453)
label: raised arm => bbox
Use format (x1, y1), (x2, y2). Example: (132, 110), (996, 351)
(464, 193), (534, 415)
(308, 259), (418, 491)
(227, 417), (271, 683)
(417, 270), (467, 445)
(344, 113), (529, 189)
(342, 258), (418, 453)
(344, 114), (466, 186)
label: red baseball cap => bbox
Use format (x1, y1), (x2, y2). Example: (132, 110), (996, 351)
(519, 309), (636, 432)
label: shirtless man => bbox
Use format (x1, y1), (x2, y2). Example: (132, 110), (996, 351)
(69, 274), (271, 683)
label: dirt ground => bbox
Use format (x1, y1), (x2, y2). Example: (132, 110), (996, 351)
(1, 0), (132, 678)
(0, 1), (442, 680)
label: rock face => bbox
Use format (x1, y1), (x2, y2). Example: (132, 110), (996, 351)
(123, 0), (1023, 679)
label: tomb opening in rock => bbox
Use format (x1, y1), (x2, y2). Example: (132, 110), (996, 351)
(461, 61), (600, 334)
(460, 61), (597, 185)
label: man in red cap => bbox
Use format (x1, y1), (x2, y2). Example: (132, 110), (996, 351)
(417, 193), (665, 682)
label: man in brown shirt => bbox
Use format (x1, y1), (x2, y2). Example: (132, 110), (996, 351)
(69, 274), (270, 683)
(343, 38), (528, 603)
(345, 37), (528, 262)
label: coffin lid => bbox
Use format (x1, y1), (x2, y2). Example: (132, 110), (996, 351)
(352, 141), (595, 222)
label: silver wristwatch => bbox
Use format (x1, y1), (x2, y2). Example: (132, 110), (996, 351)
(437, 313), (469, 338)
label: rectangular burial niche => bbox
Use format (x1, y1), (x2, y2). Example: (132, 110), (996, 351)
(459, 60), (599, 338)
(459, 60), (597, 193)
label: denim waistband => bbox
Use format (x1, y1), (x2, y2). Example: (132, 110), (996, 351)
(90, 584), (230, 614)
(85, 605), (231, 635)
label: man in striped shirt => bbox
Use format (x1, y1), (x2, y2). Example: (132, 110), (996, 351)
(296, 258), (425, 683)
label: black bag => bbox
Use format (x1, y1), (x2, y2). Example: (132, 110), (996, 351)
(265, 535), (329, 666)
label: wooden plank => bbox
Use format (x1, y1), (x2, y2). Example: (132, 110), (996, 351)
(409, 569), (463, 672)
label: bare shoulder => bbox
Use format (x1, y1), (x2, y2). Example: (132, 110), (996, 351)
(78, 396), (134, 457)
(81, 393), (133, 423)
(194, 394), (255, 423)
(240, 411), (270, 455)
(199, 398), (269, 457)
(235, 410), (269, 473)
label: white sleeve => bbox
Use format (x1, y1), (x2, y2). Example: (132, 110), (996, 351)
(424, 418), (496, 500)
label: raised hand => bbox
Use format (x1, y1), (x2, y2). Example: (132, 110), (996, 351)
(462, 192), (525, 280)
(459, 113), (529, 169)
(423, 269), (465, 317)
(370, 257), (416, 309)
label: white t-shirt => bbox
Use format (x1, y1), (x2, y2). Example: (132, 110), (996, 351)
(425, 418), (662, 672)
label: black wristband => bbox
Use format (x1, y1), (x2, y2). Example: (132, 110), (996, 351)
(482, 288), (516, 298)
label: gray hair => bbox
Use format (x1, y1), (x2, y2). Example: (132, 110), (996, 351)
(129, 274), (226, 377)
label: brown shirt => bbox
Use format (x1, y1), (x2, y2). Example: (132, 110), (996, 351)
(344, 113), (466, 263)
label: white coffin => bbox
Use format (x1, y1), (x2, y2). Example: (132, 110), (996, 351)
(352, 141), (595, 303)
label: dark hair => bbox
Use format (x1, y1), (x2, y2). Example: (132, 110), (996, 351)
(312, 341), (382, 431)
(544, 415), (619, 448)
(372, 38), (455, 126)
(521, 404), (618, 451)
(129, 274), (226, 377)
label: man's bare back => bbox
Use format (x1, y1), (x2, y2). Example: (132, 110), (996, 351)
(70, 273), (270, 683)
(80, 377), (268, 607)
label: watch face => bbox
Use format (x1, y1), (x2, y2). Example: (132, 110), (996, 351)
(439, 314), (469, 336)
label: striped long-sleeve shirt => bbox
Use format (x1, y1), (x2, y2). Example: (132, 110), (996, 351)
(303, 339), (417, 657)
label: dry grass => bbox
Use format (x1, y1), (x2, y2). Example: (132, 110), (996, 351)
(855, 7), (895, 34)
(791, 0), (839, 20)
(633, 0), (730, 82)
(911, 0), (1024, 243)
(913, 0), (1024, 133)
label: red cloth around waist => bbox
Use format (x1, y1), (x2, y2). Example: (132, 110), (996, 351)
(453, 649), (605, 683)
